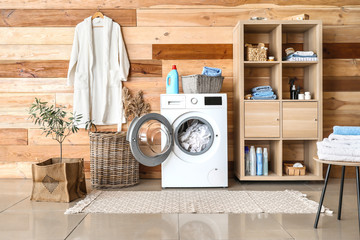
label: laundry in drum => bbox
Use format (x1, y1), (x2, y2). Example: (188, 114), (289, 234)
(178, 119), (211, 153)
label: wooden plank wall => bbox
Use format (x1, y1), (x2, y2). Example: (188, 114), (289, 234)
(0, 1), (359, 179)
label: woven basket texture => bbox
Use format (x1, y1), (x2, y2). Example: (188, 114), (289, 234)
(246, 46), (268, 61)
(90, 131), (139, 189)
(181, 74), (224, 93)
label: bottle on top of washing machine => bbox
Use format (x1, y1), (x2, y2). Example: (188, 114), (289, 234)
(166, 65), (179, 94)
(256, 147), (263, 176)
(245, 146), (250, 175)
(263, 148), (268, 176)
(250, 146), (256, 176)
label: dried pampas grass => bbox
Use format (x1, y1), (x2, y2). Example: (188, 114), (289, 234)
(122, 87), (151, 123)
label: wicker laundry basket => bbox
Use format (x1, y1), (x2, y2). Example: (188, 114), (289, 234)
(89, 131), (139, 189)
(181, 74), (224, 93)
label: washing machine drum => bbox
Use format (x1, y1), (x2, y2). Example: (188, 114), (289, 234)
(127, 113), (174, 167)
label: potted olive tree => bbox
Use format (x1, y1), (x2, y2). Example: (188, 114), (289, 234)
(28, 98), (87, 202)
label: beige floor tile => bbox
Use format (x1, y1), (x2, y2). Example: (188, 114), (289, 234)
(286, 229), (360, 240)
(271, 213), (360, 240)
(0, 210), (85, 240)
(66, 213), (179, 240)
(306, 178), (358, 194)
(0, 179), (32, 195)
(179, 213), (293, 240)
(1, 178), (360, 240)
(0, 194), (28, 212)
(6, 197), (80, 212)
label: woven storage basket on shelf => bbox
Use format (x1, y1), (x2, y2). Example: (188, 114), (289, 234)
(181, 74), (224, 93)
(89, 131), (139, 189)
(245, 43), (268, 61)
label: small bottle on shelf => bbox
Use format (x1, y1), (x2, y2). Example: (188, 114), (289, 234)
(256, 147), (263, 176)
(245, 146), (250, 176)
(263, 148), (268, 176)
(250, 146), (256, 176)
(290, 85), (296, 99)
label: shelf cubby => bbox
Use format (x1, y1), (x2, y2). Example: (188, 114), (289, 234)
(282, 23), (321, 60)
(233, 20), (323, 181)
(244, 64), (281, 99)
(282, 140), (322, 179)
(244, 23), (281, 62)
(243, 140), (282, 178)
(282, 64), (321, 100)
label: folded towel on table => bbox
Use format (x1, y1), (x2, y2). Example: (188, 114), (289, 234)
(252, 91), (274, 97)
(251, 95), (277, 100)
(333, 126), (360, 135)
(252, 86), (272, 93)
(202, 67), (222, 77)
(328, 133), (360, 142)
(317, 152), (360, 162)
(317, 139), (360, 157)
(319, 138), (360, 149)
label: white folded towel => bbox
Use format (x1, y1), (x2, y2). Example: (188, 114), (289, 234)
(328, 133), (360, 141)
(317, 152), (360, 162)
(294, 51), (315, 56)
(319, 138), (360, 149)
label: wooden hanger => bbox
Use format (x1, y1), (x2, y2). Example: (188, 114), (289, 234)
(92, 8), (104, 20)
(92, 8), (104, 28)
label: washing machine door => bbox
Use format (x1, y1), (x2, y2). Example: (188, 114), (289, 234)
(127, 113), (173, 167)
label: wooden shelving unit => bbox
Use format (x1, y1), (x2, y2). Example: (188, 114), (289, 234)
(233, 20), (323, 181)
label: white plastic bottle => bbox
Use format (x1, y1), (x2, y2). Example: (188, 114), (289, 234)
(250, 146), (256, 176)
(263, 148), (268, 176)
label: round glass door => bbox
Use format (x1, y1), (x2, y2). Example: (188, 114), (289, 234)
(137, 119), (171, 158)
(128, 113), (173, 167)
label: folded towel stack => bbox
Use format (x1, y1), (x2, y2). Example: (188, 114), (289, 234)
(317, 126), (360, 162)
(284, 51), (318, 62)
(202, 66), (222, 77)
(251, 85), (277, 100)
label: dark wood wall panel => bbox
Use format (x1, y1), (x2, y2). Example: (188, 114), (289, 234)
(323, 43), (360, 59)
(0, 9), (136, 27)
(0, 60), (162, 78)
(153, 44), (233, 60)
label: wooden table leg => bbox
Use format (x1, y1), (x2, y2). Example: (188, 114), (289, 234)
(356, 166), (360, 229)
(314, 164), (332, 229)
(338, 166), (345, 220)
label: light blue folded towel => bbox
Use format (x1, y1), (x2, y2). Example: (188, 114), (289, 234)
(202, 67), (222, 77)
(252, 86), (272, 93)
(251, 95), (277, 100)
(253, 91), (274, 97)
(333, 126), (360, 135)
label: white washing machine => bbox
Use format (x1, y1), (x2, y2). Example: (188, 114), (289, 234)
(127, 93), (228, 188)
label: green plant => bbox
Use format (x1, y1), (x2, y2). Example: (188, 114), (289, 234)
(28, 98), (83, 163)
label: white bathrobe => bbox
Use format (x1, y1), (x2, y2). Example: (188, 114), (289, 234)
(67, 16), (130, 131)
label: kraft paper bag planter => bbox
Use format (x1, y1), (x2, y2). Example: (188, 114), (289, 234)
(31, 158), (87, 202)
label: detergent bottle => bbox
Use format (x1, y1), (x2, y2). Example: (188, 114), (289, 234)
(166, 65), (179, 94)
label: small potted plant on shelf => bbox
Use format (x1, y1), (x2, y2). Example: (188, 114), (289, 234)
(28, 98), (87, 202)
